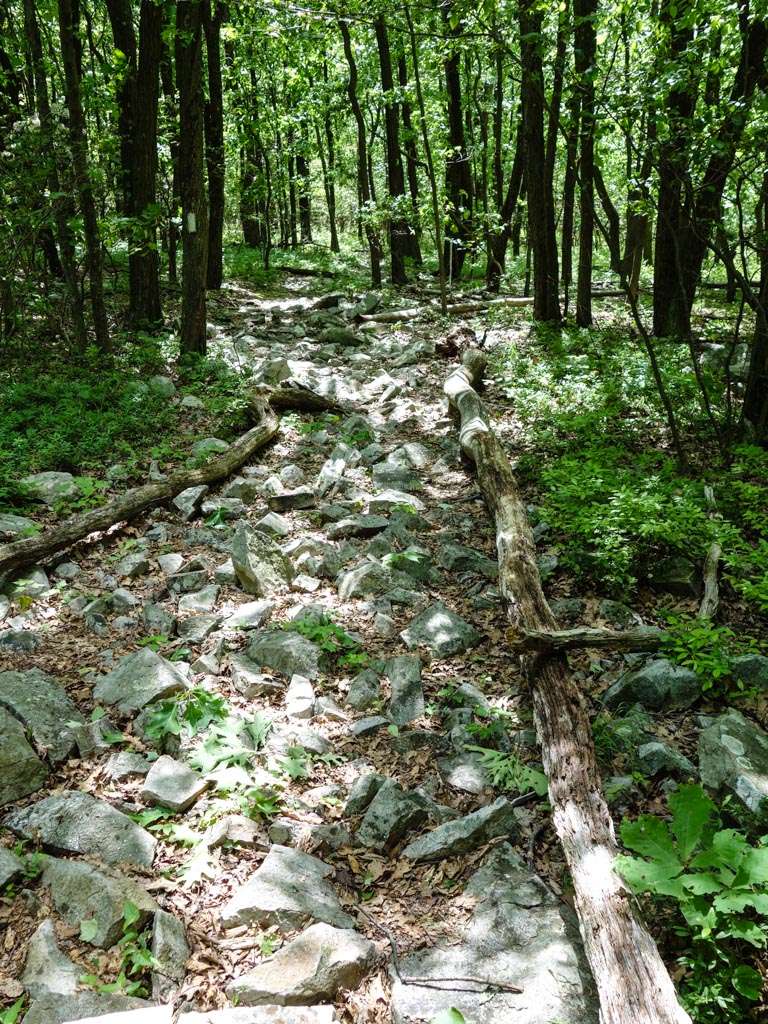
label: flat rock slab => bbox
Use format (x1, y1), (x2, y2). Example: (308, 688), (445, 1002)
(401, 797), (519, 862)
(602, 658), (699, 711)
(221, 844), (353, 932)
(142, 755), (208, 812)
(385, 656), (423, 726)
(0, 845), (23, 887)
(180, 1008), (339, 1023)
(24, 992), (150, 1024)
(23, 919), (80, 999)
(437, 752), (489, 795)
(231, 525), (294, 595)
(0, 668), (84, 763)
(390, 843), (598, 1024)
(401, 602), (480, 657)
(3, 791), (155, 868)
(699, 709), (768, 820)
(152, 909), (190, 999)
(21, 471), (79, 504)
(247, 630), (321, 680)
(94, 648), (188, 714)
(0, 707), (48, 806)
(357, 779), (427, 850)
(227, 923), (375, 1006)
(438, 542), (498, 579)
(225, 600), (275, 630)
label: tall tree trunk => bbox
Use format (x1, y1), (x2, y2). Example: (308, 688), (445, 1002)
(486, 113), (524, 292)
(397, 51), (422, 264)
(296, 121), (312, 243)
(374, 15), (410, 285)
(442, 2), (473, 280)
(744, 165), (768, 440)
(575, 0), (597, 326)
(320, 60), (339, 253)
(176, 0), (208, 356)
(561, 74), (580, 311)
(204, 0), (226, 289)
(58, 0), (110, 350)
(519, 0), (560, 321)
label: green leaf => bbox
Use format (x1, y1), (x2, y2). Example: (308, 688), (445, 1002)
(668, 784), (715, 861)
(679, 872), (722, 895)
(713, 891), (768, 916)
(431, 1011), (467, 1024)
(614, 855), (685, 898)
(79, 918), (99, 942)
(123, 901), (141, 928)
(0, 997), (25, 1024)
(619, 816), (681, 871)
(732, 964), (763, 1000)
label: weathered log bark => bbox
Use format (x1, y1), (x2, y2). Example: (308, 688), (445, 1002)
(445, 352), (691, 1024)
(515, 625), (663, 654)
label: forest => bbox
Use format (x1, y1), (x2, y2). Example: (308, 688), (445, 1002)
(0, 0), (768, 1023)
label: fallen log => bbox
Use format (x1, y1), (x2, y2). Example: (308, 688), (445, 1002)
(514, 625), (664, 654)
(273, 264), (335, 279)
(361, 290), (628, 324)
(258, 378), (352, 416)
(445, 351), (690, 1024)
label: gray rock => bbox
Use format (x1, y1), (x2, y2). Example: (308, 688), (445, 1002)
(117, 552), (151, 578)
(437, 752), (489, 795)
(53, 561), (81, 580)
(0, 845), (23, 887)
(731, 654), (768, 691)
(551, 597), (587, 624)
(179, 1008), (340, 1023)
(649, 555), (700, 597)
(3, 791), (155, 867)
(181, 394), (205, 411)
(201, 497), (247, 520)
(9, 566), (50, 598)
(158, 553), (185, 575)
(227, 923), (375, 1006)
(637, 741), (696, 777)
(401, 797), (518, 862)
(390, 843), (598, 1024)
(173, 484), (209, 520)
(357, 779), (427, 849)
(192, 437), (229, 459)
(224, 600), (274, 630)
(318, 326), (360, 347)
(267, 488), (317, 511)
(142, 755), (208, 812)
(141, 602), (177, 637)
(602, 659), (699, 711)
(0, 512), (37, 539)
(438, 543), (498, 579)
(0, 628), (40, 652)
(286, 675), (316, 719)
(255, 512), (292, 538)
(344, 773), (387, 816)
(248, 630), (320, 680)
(597, 599), (639, 628)
(112, 587), (140, 611)
(214, 558), (238, 585)
(24, 993), (151, 1024)
(169, 568), (209, 594)
(178, 585), (220, 613)
(699, 709), (768, 820)
(0, 707), (48, 806)
(327, 515), (389, 540)
(94, 648), (188, 713)
(401, 602), (481, 657)
(386, 656), (424, 726)
(151, 909), (190, 999)
(367, 490), (424, 515)
(336, 561), (392, 600)
(231, 525), (294, 595)
(177, 613), (221, 642)
(73, 715), (122, 758)
(21, 471), (79, 504)
(149, 374), (176, 397)
(230, 653), (284, 697)
(105, 751), (151, 782)
(0, 668), (84, 763)
(346, 669), (381, 711)
(371, 462), (421, 492)
(349, 716), (389, 737)
(22, 919), (79, 998)
(220, 845), (353, 931)
(42, 856), (158, 947)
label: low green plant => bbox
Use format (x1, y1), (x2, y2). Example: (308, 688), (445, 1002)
(591, 706), (651, 765)
(284, 615), (368, 670)
(0, 998), (25, 1024)
(81, 902), (159, 998)
(188, 713), (271, 773)
(616, 784), (768, 1021)
(465, 705), (516, 744)
(278, 745), (311, 780)
(144, 688), (228, 743)
(660, 613), (759, 694)
(465, 746), (548, 796)
(241, 786), (283, 820)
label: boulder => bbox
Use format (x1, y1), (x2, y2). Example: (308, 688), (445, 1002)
(247, 630), (321, 680)
(401, 797), (518, 862)
(94, 648), (188, 713)
(141, 755), (209, 812)
(227, 923), (375, 1005)
(25, 994), (150, 1024)
(731, 654), (768, 692)
(151, 910), (190, 999)
(172, 484), (209, 520)
(22, 919), (79, 998)
(699, 709), (768, 820)
(0, 707), (48, 806)
(0, 668), (84, 763)
(386, 656), (424, 726)
(401, 602), (480, 657)
(0, 512), (37, 539)
(231, 525), (294, 595)
(336, 561), (392, 600)
(356, 779), (427, 849)
(602, 659), (699, 711)
(0, 845), (23, 887)
(437, 543), (498, 579)
(636, 741), (696, 777)
(21, 471), (79, 504)
(345, 669), (381, 711)
(343, 773), (387, 816)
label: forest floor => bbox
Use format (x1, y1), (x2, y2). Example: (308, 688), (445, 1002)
(1, 262), (767, 1024)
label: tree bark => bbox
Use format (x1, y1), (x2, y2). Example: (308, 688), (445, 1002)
(445, 351), (691, 1024)
(442, 2), (474, 281)
(296, 121), (312, 243)
(397, 51), (422, 265)
(575, 0), (597, 326)
(204, 0), (226, 289)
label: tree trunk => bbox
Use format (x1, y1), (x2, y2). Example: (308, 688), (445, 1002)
(442, 2), (474, 281)
(561, 74), (580, 311)
(296, 121), (312, 243)
(176, 0), (208, 356)
(397, 52), (422, 265)
(486, 114), (524, 292)
(575, 0), (597, 327)
(58, 0), (110, 351)
(204, 0), (226, 289)
(320, 60), (339, 253)
(160, 29), (180, 287)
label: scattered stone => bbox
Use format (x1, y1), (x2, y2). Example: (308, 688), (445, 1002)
(401, 797), (518, 862)
(9, 566), (50, 599)
(0, 512), (37, 539)
(346, 669), (381, 711)
(179, 584), (220, 613)
(231, 524), (294, 595)
(105, 751), (151, 782)
(214, 559), (238, 585)
(192, 437), (229, 459)
(142, 755), (208, 812)
(267, 488), (317, 511)
(0, 668), (84, 763)
(0, 845), (23, 887)
(551, 597), (587, 624)
(220, 845), (354, 931)
(337, 561), (392, 600)
(53, 560), (81, 580)
(598, 599), (640, 628)
(227, 923), (375, 1006)
(112, 587), (140, 611)
(94, 648), (188, 713)
(201, 497), (247, 520)
(255, 511), (292, 538)
(327, 515), (389, 540)
(637, 741), (697, 777)
(0, 707), (48, 806)
(151, 909), (190, 998)
(649, 555), (700, 597)
(173, 484), (209, 520)
(731, 654), (768, 691)
(401, 602), (480, 657)
(179, 1010), (340, 1024)
(286, 675), (316, 719)
(22, 919), (79, 999)
(343, 773), (386, 816)
(158, 553), (185, 575)
(386, 656), (424, 726)
(0, 628), (40, 652)
(61, 1008), (169, 1024)
(21, 471), (79, 504)
(117, 551), (151, 578)
(349, 716), (389, 737)
(699, 709), (768, 820)
(42, 856), (158, 947)
(206, 814), (268, 850)
(169, 566), (209, 594)
(25, 993), (150, 1024)
(602, 659), (699, 711)
(73, 715), (122, 758)
(437, 543), (498, 579)
(248, 630), (320, 680)
(371, 462), (421, 492)
(141, 602), (177, 637)
(318, 326), (360, 347)
(437, 752), (489, 795)
(225, 599), (274, 630)
(357, 779), (427, 849)
(3, 791), (156, 867)
(230, 653), (284, 697)
(367, 489), (424, 515)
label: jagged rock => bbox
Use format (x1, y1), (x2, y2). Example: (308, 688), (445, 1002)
(142, 755), (209, 812)
(390, 843), (598, 1024)
(386, 656), (424, 726)
(401, 797), (519, 862)
(21, 471), (79, 504)
(142, 602), (177, 637)
(0, 668), (84, 763)
(205, 814), (268, 851)
(151, 909), (190, 999)
(649, 555), (700, 597)
(357, 779), (427, 849)
(173, 484), (209, 520)
(192, 437), (229, 459)
(25, 993), (151, 1024)
(550, 597), (587, 624)
(94, 648), (188, 713)
(225, 599), (274, 630)
(22, 919), (79, 998)
(230, 653), (284, 697)
(73, 715), (122, 758)
(53, 561), (81, 580)
(179, 585), (220, 613)
(117, 552), (151, 578)
(248, 630), (321, 680)
(9, 566), (50, 598)
(231, 525), (294, 595)
(371, 462), (421, 492)
(0, 845), (23, 887)
(349, 716), (388, 737)
(42, 856), (158, 947)
(158, 553), (185, 575)
(731, 654), (768, 691)
(0, 628), (40, 652)
(636, 741), (697, 777)
(367, 489), (424, 515)
(255, 511), (292, 538)
(598, 599), (640, 627)
(178, 613), (221, 643)
(285, 675), (316, 719)
(343, 773), (386, 816)
(169, 566), (209, 594)
(437, 752), (489, 795)
(227, 923), (375, 1005)
(267, 488), (317, 511)
(437, 543), (498, 579)
(201, 497), (247, 520)
(180, 1007), (340, 1023)
(602, 659), (699, 711)
(0, 707), (48, 806)
(104, 751), (151, 782)
(61, 1009), (170, 1024)
(220, 845), (353, 931)
(699, 709), (768, 820)
(214, 558), (238, 585)
(318, 326), (359, 347)
(336, 561), (392, 600)
(3, 791), (156, 867)
(327, 515), (388, 540)
(0, 512), (37, 539)
(401, 602), (480, 657)
(346, 669), (381, 711)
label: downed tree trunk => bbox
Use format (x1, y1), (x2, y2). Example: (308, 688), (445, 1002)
(360, 290), (627, 323)
(273, 264), (335, 279)
(445, 352), (691, 1024)
(259, 378), (352, 415)
(515, 625), (664, 654)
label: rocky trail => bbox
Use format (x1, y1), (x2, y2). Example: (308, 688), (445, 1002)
(5, 272), (745, 1024)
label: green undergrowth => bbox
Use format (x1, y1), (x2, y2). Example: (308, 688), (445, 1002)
(224, 241), (374, 293)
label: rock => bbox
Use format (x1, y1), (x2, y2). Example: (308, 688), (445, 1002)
(0, 707), (48, 806)
(255, 512), (292, 538)
(9, 566), (50, 599)
(551, 597), (587, 624)
(367, 490), (424, 515)
(151, 909), (190, 999)
(318, 326), (360, 347)
(42, 856), (158, 947)
(386, 656), (424, 726)
(699, 709), (768, 820)
(371, 462), (421, 492)
(181, 394), (205, 411)
(401, 602), (480, 657)
(180, 1008), (339, 1023)
(602, 659), (699, 711)
(346, 669), (381, 711)
(105, 751), (151, 782)
(94, 648), (188, 713)
(201, 497), (247, 520)
(286, 675), (316, 719)
(141, 602), (177, 637)
(437, 543), (498, 579)
(390, 843), (598, 1024)
(178, 585), (220, 613)
(0, 628), (40, 652)
(356, 779), (427, 849)
(223, 476), (262, 501)
(327, 515), (389, 540)
(231, 525), (294, 595)
(437, 752), (489, 795)
(25, 993), (150, 1024)
(401, 797), (518, 862)
(225, 600), (274, 630)
(3, 791), (155, 867)
(21, 471), (79, 504)
(60, 1009), (169, 1024)
(112, 587), (140, 611)
(0, 512), (37, 539)
(230, 653), (284, 697)
(343, 773), (386, 816)
(649, 555), (700, 597)
(0, 845), (23, 887)
(597, 599), (639, 628)
(206, 815), (268, 851)
(158, 553), (185, 575)
(192, 437), (229, 459)
(248, 630), (320, 680)
(214, 559), (238, 585)
(220, 845), (354, 932)
(172, 484), (209, 520)
(22, 919), (79, 998)
(169, 567), (209, 594)
(73, 715), (122, 758)
(142, 755), (208, 812)
(148, 374), (176, 397)
(227, 923), (375, 1006)
(267, 488), (317, 511)
(0, 668), (84, 763)
(117, 552), (151, 578)
(349, 715), (389, 737)
(636, 741), (696, 777)
(53, 561), (81, 580)
(336, 561), (392, 600)
(731, 654), (768, 691)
